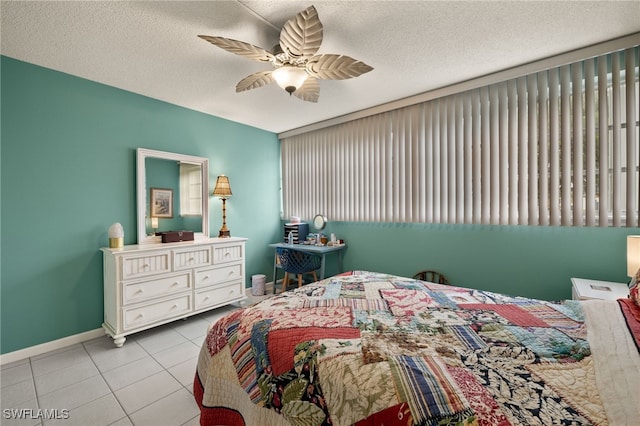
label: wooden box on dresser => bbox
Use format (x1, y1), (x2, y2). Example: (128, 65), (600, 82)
(101, 237), (247, 347)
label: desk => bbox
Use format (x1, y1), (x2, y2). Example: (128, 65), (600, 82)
(269, 243), (346, 288)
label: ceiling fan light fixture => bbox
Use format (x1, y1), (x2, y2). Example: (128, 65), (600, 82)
(199, 5), (372, 102)
(272, 65), (308, 94)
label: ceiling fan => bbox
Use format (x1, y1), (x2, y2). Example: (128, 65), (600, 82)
(198, 5), (373, 102)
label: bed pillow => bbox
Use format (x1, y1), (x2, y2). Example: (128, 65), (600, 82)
(630, 268), (640, 307)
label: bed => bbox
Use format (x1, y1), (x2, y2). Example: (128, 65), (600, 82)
(194, 271), (640, 425)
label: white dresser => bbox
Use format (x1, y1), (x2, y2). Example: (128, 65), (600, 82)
(101, 237), (246, 347)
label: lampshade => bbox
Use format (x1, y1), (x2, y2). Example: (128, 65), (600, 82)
(272, 65), (308, 94)
(151, 217), (159, 228)
(108, 223), (124, 238)
(212, 175), (232, 198)
(627, 235), (640, 277)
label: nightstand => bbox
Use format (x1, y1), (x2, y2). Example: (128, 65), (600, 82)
(571, 277), (630, 301)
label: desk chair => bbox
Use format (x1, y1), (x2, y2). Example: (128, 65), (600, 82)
(413, 270), (450, 285)
(276, 247), (322, 293)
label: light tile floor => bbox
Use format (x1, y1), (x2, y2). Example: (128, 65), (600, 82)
(0, 294), (270, 426)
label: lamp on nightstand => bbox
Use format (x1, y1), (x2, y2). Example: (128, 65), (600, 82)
(212, 175), (232, 238)
(627, 235), (640, 277)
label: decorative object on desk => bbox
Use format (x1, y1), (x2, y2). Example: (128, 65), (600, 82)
(284, 222), (308, 244)
(150, 188), (173, 218)
(627, 235), (640, 277)
(312, 214), (327, 231)
(327, 234), (343, 246)
(276, 247), (322, 292)
(150, 217), (159, 235)
(108, 223), (124, 248)
(212, 175), (232, 237)
(160, 230), (194, 243)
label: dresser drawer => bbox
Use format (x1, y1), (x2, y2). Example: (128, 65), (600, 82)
(195, 282), (243, 309)
(213, 243), (244, 264)
(123, 294), (191, 330)
(173, 247), (212, 270)
(121, 253), (171, 280)
(123, 273), (191, 305)
(194, 264), (243, 288)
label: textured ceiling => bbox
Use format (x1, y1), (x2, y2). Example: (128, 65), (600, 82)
(2, 1), (639, 134)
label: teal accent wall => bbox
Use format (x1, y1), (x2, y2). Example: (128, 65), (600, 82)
(1, 56), (282, 354)
(318, 221), (635, 301)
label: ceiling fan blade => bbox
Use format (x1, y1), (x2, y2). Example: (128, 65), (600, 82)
(279, 5), (323, 58)
(306, 54), (373, 80)
(235, 71), (274, 92)
(198, 35), (274, 62)
(293, 77), (320, 103)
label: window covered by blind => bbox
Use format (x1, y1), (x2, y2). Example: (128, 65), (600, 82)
(281, 46), (639, 227)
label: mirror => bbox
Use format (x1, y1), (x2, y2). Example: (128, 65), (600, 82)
(137, 148), (209, 244)
(313, 214), (327, 231)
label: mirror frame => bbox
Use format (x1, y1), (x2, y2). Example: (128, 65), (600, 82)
(137, 148), (209, 244)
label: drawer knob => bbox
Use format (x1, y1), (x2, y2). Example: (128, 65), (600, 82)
(224, 252), (230, 257)
(171, 304), (178, 310)
(171, 282), (179, 287)
(202, 275), (209, 281)
(136, 289), (144, 294)
(143, 264), (150, 269)
(203, 296), (209, 301)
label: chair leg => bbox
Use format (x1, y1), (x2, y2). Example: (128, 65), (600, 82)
(282, 272), (289, 293)
(311, 271), (318, 282)
(297, 274), (303, 288)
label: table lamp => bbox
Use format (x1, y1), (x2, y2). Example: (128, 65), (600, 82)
(212, 175), (232, 237)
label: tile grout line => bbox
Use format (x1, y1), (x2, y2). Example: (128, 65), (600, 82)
(28, 357), (44, 426)
(81, 340), (134, 426)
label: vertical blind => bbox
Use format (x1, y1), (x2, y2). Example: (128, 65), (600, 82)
(281, 46), (639, 227)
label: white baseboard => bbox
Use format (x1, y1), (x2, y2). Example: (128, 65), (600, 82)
(1, 280), (281, 366)
(0, 328), (105, 366)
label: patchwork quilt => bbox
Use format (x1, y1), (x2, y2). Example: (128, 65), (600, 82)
(194, 271), (640, 425)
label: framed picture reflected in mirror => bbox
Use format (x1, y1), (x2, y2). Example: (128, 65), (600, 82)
(150, 188), (173, 218)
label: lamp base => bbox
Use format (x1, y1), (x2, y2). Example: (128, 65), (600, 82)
(109, 237), (124, 248)
(218, 229), (231, 238)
